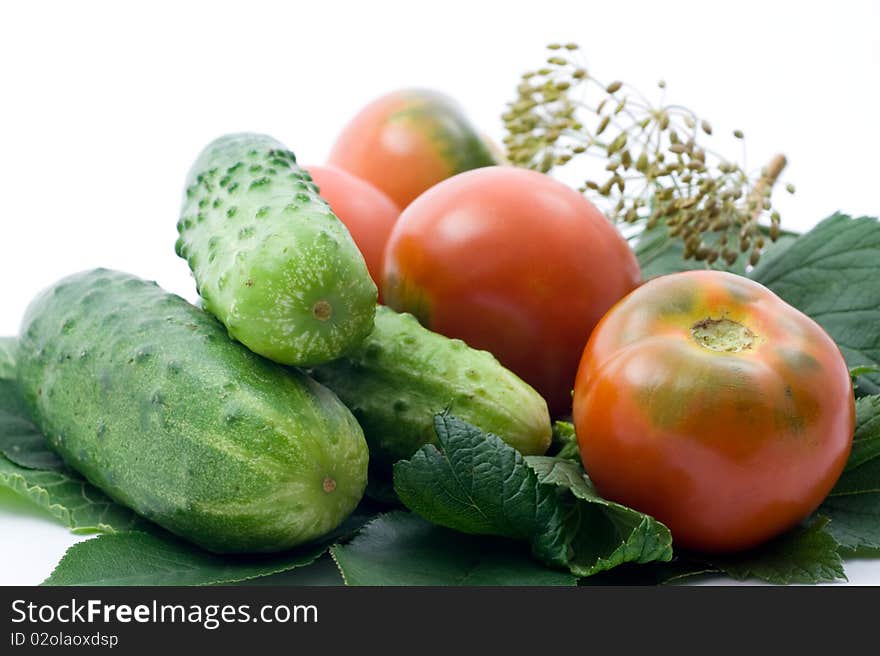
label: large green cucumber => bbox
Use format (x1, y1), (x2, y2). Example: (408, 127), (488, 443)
(175, 133), (377, 367)
(16, 269), (369, 553)
(310, 306), (552, 468)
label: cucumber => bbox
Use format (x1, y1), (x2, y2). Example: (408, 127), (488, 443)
(175, 133), (377, 367)
(16, 269), (369, 553)
(310, 306), (552, 468)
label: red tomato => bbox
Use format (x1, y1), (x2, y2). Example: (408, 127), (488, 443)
(573, 270), (855, 552)
(328, 89), (498, 209)
(382, 166), (641, 414)
(307, 165), (400, 292)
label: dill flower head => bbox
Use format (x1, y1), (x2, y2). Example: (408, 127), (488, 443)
(503, 43), (793, 266)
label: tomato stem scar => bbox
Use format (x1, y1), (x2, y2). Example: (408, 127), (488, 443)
(322, 477), (337, 493)
(691, 317), (755, 353)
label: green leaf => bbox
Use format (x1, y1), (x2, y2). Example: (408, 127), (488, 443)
(818, 395), (880, 555)
(585, 516), (847, 585)
(0, 337), (16, 380)
(0, 454), (144, 533)
(527, 456), (673, 576)
(393, 415), (564, 543)
(839, 395), (880, 487)
(0, 379), (65, 470)
(329, 512), (576, 586)
(394, 414), (671, 577)
(750, 213), (880, 394)
(706, 517), (845, 584)
(819, 495), (880, 558)
(43, 508), (374, 586)
(43, 531), (326, 586)
(244, 554), (345, 586)
(549, 420), (581, 462)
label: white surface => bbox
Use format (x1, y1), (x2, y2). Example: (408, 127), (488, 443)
(1, 0), (878, 585)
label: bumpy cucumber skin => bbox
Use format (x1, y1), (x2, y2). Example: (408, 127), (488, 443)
(311, 306), (552, 468)
(176, 133), (377, 367)
(17, 270), (369, 553)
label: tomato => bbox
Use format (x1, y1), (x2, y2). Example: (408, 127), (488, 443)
(307, 165), (400, 292)
(573, 270), (855, 553)
(327, 89), (499, 209)
(382, 166), (641, 414)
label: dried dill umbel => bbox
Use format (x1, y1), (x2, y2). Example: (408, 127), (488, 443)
(503, 43), (794, 266)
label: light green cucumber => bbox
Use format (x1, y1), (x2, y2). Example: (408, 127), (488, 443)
(310, 306), (552, 469)
(175, 133), (377, 367)
(16, 269), (369, 553)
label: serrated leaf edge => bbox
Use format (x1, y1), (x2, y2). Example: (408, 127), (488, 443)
(0, 460), (117, 534)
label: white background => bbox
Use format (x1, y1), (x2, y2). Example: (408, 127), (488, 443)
(0, 1), (878, 585)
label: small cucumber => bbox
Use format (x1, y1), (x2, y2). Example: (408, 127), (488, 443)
(16, 269), (369, 553)
(176, 133), (377, 367)
(311, 306), (551, 468)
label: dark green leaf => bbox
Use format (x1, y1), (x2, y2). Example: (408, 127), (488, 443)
(0, 454), (144, 533)
(329, 512), (576, 586)
(0, 337), (16, 380)
(818, 395), (880, 555)
(839, 395), (880, 484)
(393, 415), (564, 543)
(707, 517), (845, 584)
(819, 495), (880, 557)
(243, 554), (345, 586)
(43, 508), (374, 586)
(587, 518), (847, 585)
(527, 456), (673, 576)
(394, 415), (671, 577)
(750, 213), (880, 394)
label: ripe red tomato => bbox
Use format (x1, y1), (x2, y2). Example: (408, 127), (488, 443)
(307, 165), (400, 292)
(382, 166), (641, 414)
(327, 89), (499, 209)
(573, 270), (855, 553)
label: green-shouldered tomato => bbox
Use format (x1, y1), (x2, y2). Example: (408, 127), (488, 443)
(382, 166), (641, 415)
(328, 89), (499, 209)
(573, 270), (855, 553)
(307, 164), (400, 292)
